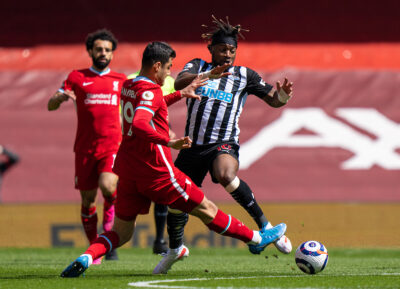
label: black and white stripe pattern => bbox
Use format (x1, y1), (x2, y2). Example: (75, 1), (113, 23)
(182, 59), (263, 146)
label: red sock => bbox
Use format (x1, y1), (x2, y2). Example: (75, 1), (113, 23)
(84, 231), (120, 260)
(81, 205), (98, 244)
(206, 209), (254, 243)
(104, 190), (117, 206)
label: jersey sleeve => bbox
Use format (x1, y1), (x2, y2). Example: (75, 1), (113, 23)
(59, 70), (78, 93)
(177, 58), (202, 77)
(131, 86), (169, 146)
(246, 68), (274, 98)
(164, 91), (182, 106)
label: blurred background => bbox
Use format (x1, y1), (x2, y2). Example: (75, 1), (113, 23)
(0, 0), (399, 249)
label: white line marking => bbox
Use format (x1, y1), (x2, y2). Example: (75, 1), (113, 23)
(128, 273), (400, 288)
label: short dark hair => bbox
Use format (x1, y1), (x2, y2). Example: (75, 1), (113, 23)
(86, 29), (118, 51)
(141, 42), (176, 68)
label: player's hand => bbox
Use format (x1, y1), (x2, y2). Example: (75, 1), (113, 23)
(207, 64), (232, 79)
(63, 90), (77, 101)
(276, 78), (293, 103)
(167, 136), (192, 150)
(180, 75), (208, 100)
(276, 77), (293, 96)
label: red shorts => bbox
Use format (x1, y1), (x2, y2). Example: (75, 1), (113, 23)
(115, 170), (205, 221)
(75, 151), (117, 190)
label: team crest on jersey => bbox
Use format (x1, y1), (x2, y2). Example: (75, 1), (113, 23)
(113, 81), (119, 91)
(217, 144), (232, 152)
(142, 91), (154, 100)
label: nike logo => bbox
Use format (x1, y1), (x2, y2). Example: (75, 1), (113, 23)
(83, 82), (94, 86)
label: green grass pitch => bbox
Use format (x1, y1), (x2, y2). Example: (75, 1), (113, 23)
(0, 247), (399, 289)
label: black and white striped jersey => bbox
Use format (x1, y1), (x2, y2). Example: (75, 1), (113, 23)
(179, 58), (273, 146)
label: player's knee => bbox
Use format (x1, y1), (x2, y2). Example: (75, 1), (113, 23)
(216, 172), (237, 187)
(99, 179), (117, 196)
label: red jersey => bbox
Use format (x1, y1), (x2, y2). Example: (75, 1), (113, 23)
(113, 76), (182, 181)
(60, 67), (126, 154)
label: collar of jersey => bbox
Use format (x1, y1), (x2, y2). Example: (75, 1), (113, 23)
(132, 76), (155, 84)
(90, 67), (110, 76)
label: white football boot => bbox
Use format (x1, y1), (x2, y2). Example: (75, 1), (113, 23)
(153, 245), (189, 274)
(265, 222), (292, 254)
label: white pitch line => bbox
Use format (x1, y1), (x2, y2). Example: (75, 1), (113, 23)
(128, 273), (400, 289)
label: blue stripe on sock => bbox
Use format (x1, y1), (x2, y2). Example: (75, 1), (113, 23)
(220, 215), (232, 234)
(99, 235), (113, 252)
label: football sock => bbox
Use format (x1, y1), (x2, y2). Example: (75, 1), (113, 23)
(154, 203), (168, 242)
(81, 205), (98, 244)
(103, 191), (117, 232)
(226, 178), (268, 229)
(206, 209), (254, 243)
(167, 210), (188, 249)
(84, 231), (120, 261)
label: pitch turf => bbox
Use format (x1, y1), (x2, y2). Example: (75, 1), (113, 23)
(0, 247), (399, 289)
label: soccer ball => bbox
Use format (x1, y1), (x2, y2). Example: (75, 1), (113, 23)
(295, 241), (328, 274)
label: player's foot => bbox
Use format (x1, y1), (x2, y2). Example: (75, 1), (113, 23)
(152, 245), (189, 274)
(274, 235), (292, 254)
(262, 222), (292, 254)
(60, 254), (91, 278)
(105, 249), (119, 260)
(153, 239), (168, 255)
(248, 223), (286, 255)
(92, 256), (103, 265)
(103, 204), (115, 232)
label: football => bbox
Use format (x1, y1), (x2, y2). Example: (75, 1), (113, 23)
(295, 241), (328, 274)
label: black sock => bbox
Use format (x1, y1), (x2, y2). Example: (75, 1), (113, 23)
(154, 203), (168, 242)
(229, 179), (268, 229)
(167, 211), (188, 249)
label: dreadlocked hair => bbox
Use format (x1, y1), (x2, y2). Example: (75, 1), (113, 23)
(201, 15), (249, 42)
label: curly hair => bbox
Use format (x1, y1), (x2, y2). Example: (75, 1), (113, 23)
(201, 15), (249, 46)
(85, 29), (118, 51)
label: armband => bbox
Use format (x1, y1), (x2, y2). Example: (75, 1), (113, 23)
(277, 90), (291, 103)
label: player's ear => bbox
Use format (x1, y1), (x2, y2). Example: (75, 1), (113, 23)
(154, 61), (162, 72)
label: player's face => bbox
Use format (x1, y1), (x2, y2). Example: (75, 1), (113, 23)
(155, 57), (173, 86)
(210, 43), (237, 66)
(88, 39), (114, 71)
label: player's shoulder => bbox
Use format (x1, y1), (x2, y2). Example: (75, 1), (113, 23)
(109, 70), (127, 80)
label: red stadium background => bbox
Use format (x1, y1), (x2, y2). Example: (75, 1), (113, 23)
(1, 0), (400, 204)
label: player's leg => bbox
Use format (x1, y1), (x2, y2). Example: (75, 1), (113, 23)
(61, 177), (151, 277)
(98, 152), (119, 260)
(80, 189), (99, 245)
(75, 153), (100, 248)
(213, 152), (268, 228)
(165, 148), (207, 250)
(153, 175), (286, 274)
(213, 147), (292, 254)
(152, 203), (168, 254)
(61, 216), (135, 278)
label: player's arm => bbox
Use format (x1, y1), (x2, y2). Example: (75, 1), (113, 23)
(247, 68), (293, 108)
(164, 75), (207, 106)
(47, 90), (76, 111)
(175, 63), (231, 90)
(132, 109), (191, 150)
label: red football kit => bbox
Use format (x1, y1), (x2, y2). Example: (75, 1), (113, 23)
(60, 67), (126, 190)
(113, 76), (205, 219)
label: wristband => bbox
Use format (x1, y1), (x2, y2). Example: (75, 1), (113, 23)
(277, 90), (291, 103)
